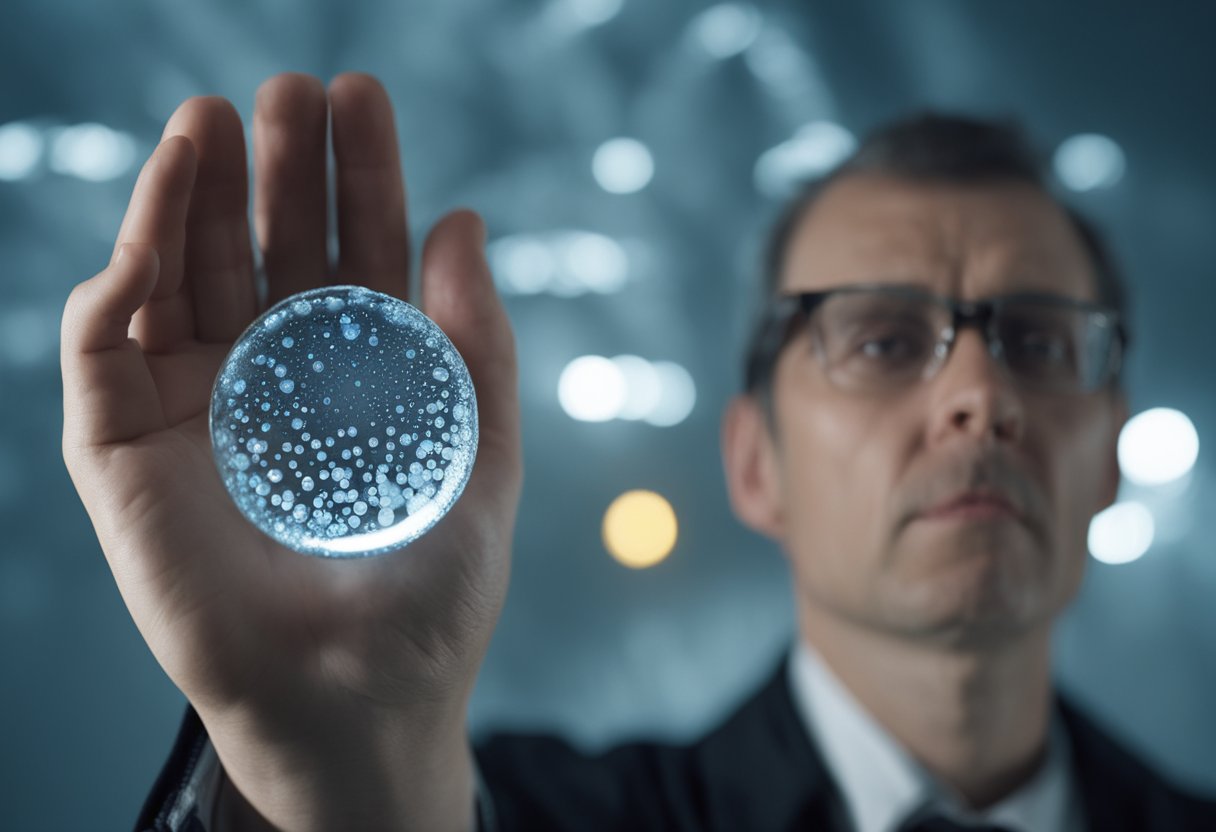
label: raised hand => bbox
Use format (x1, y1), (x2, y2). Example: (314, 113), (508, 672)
(60, 73), (521, 831)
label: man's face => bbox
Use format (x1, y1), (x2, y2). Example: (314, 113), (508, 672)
(727, 174), (1125, 648)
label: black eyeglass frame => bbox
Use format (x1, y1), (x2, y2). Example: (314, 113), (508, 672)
(743, 283), (1127, 395)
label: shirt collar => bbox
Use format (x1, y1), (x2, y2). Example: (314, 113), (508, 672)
(786, 639), (1083, 832)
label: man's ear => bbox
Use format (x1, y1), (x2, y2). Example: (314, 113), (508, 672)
(721, 394), (785, 539)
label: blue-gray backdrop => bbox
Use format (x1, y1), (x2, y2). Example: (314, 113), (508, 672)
(2, 1), (1214, 828)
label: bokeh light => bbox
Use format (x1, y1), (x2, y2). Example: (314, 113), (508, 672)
(754, 121), (856, 198)
(1118, 407), (1200, 486)
(1054, 133), (1126, 192)
(592, 138), (655, 194)
(688, 4), (762, 59)
(0, 122), (43, 181)
(557, 355), (696, 426)
(603, 489), (679, 568)
(48, 123), (136, 182)
(612, 355), (663, 420)
(491, 231), (629, 296)
(558, 355), (628, 421)
(1089, 501), (1155, 564)
(645, 361), (697, 427)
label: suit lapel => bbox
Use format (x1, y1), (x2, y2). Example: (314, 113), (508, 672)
(692, 648), (853, 831)
(1056, 690), (1148, 832)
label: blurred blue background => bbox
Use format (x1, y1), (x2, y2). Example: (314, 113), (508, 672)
(2, 0), (1214, 828)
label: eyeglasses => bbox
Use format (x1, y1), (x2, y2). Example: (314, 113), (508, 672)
(744, 284), (1126, 396)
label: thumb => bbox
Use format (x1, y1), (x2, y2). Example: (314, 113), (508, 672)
(419, 210), (522, 500)
(61, 244), (167, 452)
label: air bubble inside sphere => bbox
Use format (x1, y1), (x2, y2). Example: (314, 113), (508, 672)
(209, 285), (478, 557)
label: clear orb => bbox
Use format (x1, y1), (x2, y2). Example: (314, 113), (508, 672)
(209, 285), (478, 558)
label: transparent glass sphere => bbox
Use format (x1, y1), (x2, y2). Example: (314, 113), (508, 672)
(209, 285), (478, 557)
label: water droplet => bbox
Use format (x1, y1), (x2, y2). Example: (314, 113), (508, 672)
(432, 367), (450, 382)
(280, 379), (295, 394)
(282, 336), (294, 348)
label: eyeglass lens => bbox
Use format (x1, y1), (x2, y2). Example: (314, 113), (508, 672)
(809, 290), (1116, 393)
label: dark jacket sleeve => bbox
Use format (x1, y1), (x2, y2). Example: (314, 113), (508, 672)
(473, 732), (706, 832)
(135, 706), (210, 832)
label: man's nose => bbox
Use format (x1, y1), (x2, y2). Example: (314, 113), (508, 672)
(926, 328), (1026, 444)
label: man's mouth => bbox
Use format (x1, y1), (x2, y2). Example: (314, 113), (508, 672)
(917, 491), (1022, 523)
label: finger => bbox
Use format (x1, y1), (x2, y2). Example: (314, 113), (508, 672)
(254, 73), (330, 305)
(114, 135), (198, 353)
(419, 210), (521, 503)
(161, 96), (257, 345)
(62, 244), (168, 451)
(329, 73), (410, 297)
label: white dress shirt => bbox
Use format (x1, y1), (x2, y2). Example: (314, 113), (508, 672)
(787, 639), (1086, 832)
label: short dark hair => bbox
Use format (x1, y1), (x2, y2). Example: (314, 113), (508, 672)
(745, 112), (1130, 395)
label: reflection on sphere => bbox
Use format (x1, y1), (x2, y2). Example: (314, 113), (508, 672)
(209, 285), (478, 557)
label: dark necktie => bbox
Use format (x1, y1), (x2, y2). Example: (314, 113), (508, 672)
(896, 812), (1018, 832)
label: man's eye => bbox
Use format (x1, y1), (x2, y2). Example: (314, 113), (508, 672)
(1010, 330), (1072, 363)
(860, 337), (911, 357)
(851, 329), (928, 362)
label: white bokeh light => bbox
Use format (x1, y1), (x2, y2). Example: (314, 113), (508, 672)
(560, 232), (629, 294)
(490, 231), (629, 296)
(0, 122), (43, 181)
(1054, 133), (1125, 192)
(689, 4), (762, 59)
(592, 138), (654, 194)
(567, 0), (623, 26)
(754, 121), (856, 198)
(645, 361), (697, 427)
(489, 235), (556, 295)
(1088, 501), (1155, 564)
(542, 0), (624, 35)
(612, 355), (663, 420)
(559, 356), (627, 422)
(1118, 407), (1200, 486)
(49, 123), (137, 182)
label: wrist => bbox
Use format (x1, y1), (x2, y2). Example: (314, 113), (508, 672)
(206, 704), (476, 832)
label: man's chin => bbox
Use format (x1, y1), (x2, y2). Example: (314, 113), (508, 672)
(882, 556), (1054, 648)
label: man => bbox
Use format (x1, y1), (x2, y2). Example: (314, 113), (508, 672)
(60, 72), (1215, 831)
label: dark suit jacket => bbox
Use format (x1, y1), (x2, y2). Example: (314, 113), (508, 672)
(138, 649), (1216, 831)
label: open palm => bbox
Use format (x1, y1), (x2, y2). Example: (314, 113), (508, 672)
(61, 74), (522, 736)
